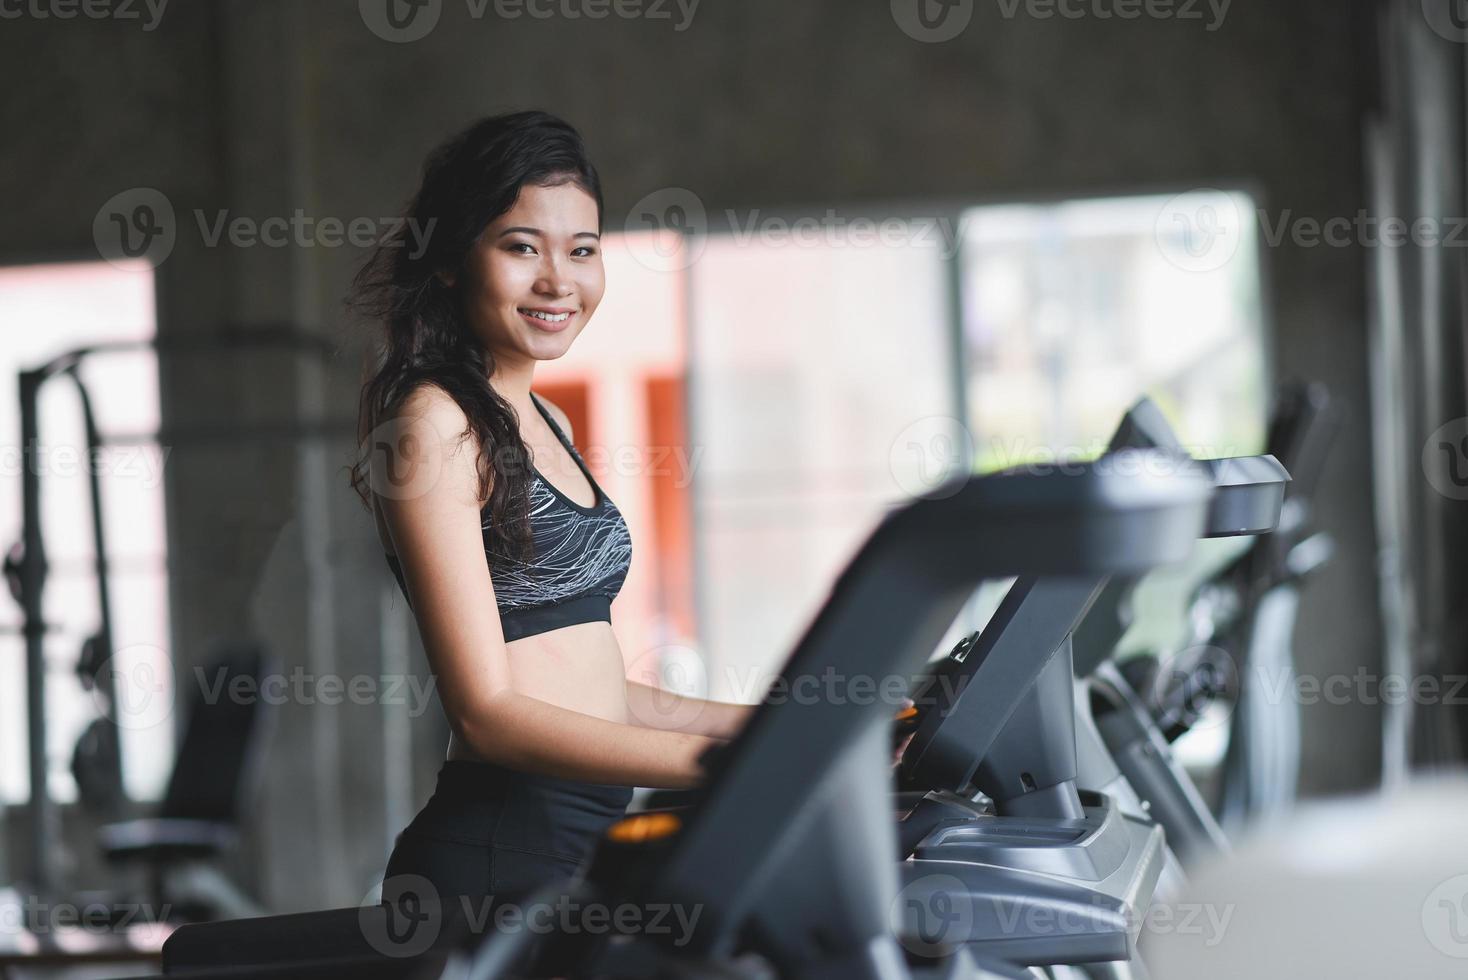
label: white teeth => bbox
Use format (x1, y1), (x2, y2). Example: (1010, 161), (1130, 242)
(521, 309), (570, 322)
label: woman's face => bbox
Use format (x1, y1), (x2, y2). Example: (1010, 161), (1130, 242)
(454, 180), (605, 369)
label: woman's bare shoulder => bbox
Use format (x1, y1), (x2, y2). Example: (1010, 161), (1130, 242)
(393, 383), (470, 441)
(371, 383), (483, 519)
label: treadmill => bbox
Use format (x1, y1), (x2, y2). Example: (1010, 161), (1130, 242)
(151, 451), (1213, 980)
(893, 400), (1288, 973)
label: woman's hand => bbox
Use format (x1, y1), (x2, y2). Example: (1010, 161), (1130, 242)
(892, 735), (914, 770)
(892, 698), (917, 771)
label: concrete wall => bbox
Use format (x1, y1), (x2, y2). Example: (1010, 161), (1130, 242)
(0, 0), (1382, 909)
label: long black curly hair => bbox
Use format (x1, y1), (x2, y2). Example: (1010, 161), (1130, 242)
(347, 110), (604, 562)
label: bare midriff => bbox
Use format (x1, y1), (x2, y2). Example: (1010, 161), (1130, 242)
(445, 619), (630, 762)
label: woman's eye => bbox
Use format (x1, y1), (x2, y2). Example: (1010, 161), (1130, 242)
(505, 242), (595, 257)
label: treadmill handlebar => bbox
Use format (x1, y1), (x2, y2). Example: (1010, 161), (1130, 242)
(1198, 454), (1289, 537)
(894, 401), (1290, 797)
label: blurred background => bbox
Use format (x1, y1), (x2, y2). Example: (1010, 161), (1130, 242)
(0, 0), (1465, 973)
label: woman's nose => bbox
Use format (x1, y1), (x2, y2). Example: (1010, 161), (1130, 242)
(535, 259), (573, 297)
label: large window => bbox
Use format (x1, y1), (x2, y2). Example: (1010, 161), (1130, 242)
(681, 191), (1268, 697)
(959, 192), (1266, 472)
(0, 260), (171, 804)
(685, 224), (958, 698)
(957, 191), (1268, 658)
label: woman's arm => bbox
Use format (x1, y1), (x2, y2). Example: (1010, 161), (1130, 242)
(466, 688), (718, 787)
(623, 680), (755, 739)
(377, 385), (718, 789)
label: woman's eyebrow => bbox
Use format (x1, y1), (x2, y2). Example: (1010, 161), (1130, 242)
(496, 226), (601, 241)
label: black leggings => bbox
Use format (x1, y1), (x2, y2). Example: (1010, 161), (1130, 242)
(383, 759), (631, 908)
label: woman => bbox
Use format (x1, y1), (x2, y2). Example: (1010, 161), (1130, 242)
(347, 110), (752, 913)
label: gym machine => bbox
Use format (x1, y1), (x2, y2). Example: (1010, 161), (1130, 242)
(893, 398), (1288, 972)
(147, 450), (1214, 979)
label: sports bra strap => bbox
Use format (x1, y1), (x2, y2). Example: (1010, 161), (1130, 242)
(528, 393), (568, 447)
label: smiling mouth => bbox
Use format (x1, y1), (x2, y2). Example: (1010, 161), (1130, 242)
(518, 308), (573, 323)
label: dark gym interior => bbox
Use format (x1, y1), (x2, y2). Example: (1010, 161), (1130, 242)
(1, 2), (1464, 978)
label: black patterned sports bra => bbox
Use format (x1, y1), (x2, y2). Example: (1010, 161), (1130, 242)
(385, 394), (633, 642)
